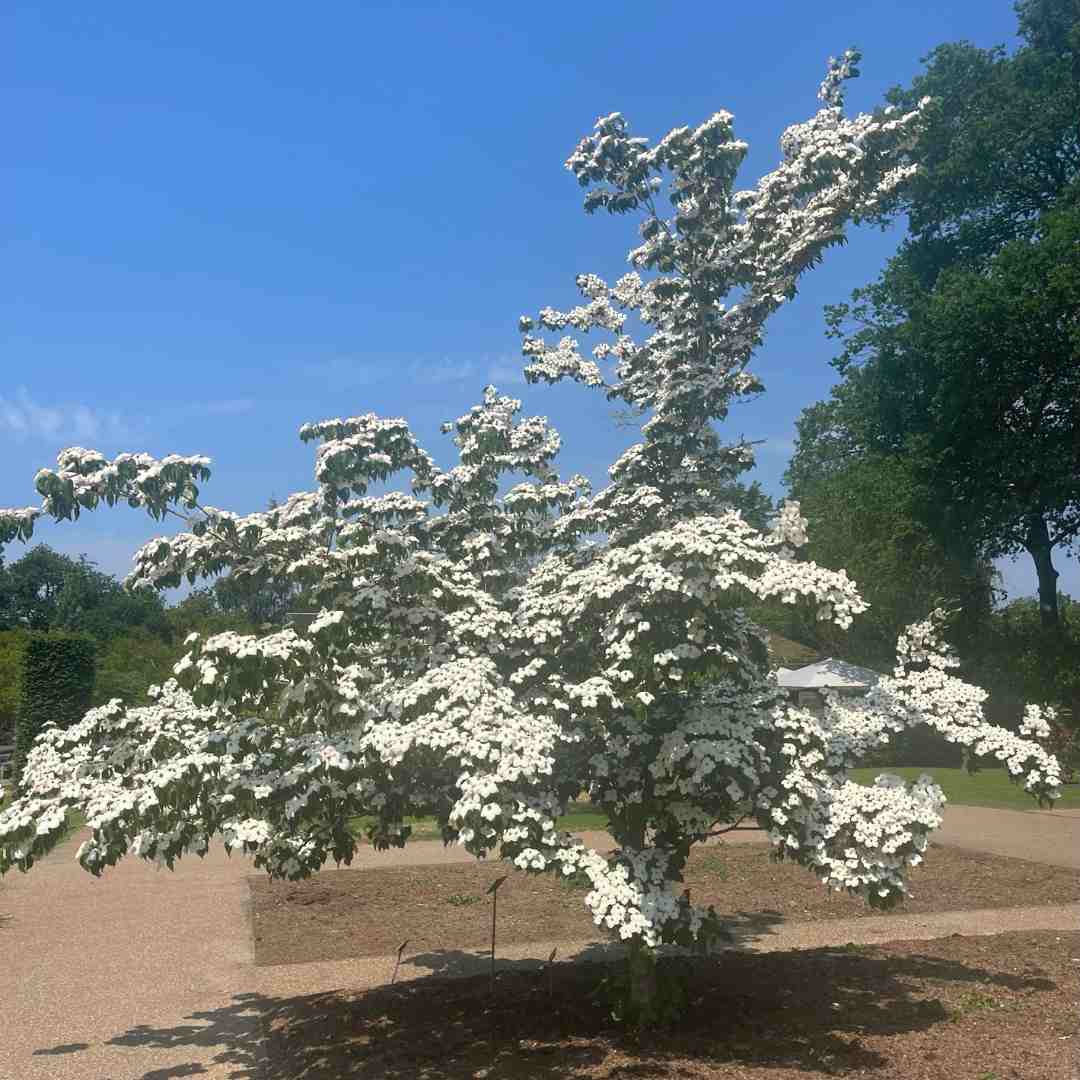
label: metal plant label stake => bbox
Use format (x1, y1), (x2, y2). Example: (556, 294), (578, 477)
(487, 875), (508, 996)
(391, 939), (409, 985)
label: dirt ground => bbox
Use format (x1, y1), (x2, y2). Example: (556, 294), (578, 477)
(249, 843), (1080, 966)
(261, 929), (1080, 1079)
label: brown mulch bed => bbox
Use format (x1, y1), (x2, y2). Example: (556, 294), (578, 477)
(262, 930), (1080, 1078)
(249, 844), (1080, 966)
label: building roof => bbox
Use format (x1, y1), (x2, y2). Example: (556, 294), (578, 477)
(775, 658), (880, 691)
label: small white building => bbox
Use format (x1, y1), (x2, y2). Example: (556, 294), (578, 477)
(775, 658), (880, 710)
(286, 612), (320, 633)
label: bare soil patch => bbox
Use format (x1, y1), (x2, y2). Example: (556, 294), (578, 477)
(249, 843), (1080, 966)
(262, 929), (1080, 1078)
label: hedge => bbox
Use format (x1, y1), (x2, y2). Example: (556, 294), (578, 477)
(0, 628), (29, 743)
(15, 633), (96, 786)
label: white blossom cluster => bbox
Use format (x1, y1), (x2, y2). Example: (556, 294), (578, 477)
(0, 55), (1062, 950)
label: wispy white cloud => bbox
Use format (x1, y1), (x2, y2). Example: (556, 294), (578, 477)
(195, 398), (255, 416)
(301, 355), (524, 390)
(0, 388), (136, 444)
(485, 357), (526, 387)
(406, 358), (478, 385)
(404, 355), (530, 388)
(303, 357), (386, 385)
(758, 436), (796, 458)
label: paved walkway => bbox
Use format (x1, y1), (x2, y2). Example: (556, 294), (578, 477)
(1, 805), (1077, 1079)
(0, 840), (259, 1080)
(934, 803), (1080, 867)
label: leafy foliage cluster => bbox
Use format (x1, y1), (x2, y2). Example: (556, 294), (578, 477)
(967, 595), (1080, 773)
(770, 453), (994, 671)
(0, 545), (169, 640)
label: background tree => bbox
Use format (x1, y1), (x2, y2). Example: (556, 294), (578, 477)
(166, 586), (258, 640)
(0, 552), (263, 722)
(792, 0), (1080, 632)
(820, 205), (1080, 628)
(968, 593), (1080, 777)
(0, 545), (74, 630)
(0, 544), (170, 641)
(92, 628), (183, 709)
(873, 0), (1080, 263)
(779, 452), (997, 668)
(782, 1), (1080, 776)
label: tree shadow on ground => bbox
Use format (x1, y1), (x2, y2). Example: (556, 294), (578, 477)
(23, 995), (266, 1080)
(396, 909), (787, 975)
(31, 1042), (91, 1055)
(257, 945), (1060, 1078)
(102, 991), (268, 1079)
(78, 938), (1061, 1079)
(392, 909), (785, 982)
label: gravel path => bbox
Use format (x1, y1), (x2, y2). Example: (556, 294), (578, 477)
(934, 803), (1080, 867)
(0, 837), (258, 1080)
(1, 803), (1076, 1080)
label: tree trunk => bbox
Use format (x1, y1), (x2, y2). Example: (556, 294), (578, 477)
(619, 812), (660, 1025)
(1025, 513), (1060, 630)
(626, 937), (659, 1023)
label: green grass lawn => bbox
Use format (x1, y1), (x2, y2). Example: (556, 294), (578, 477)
(350, 769), (1080, 841)
(0, 785), (85, 844)
(7, 768), (1072, 859)
(849, 766), (1080, 811)
(349, 802), (610, 842)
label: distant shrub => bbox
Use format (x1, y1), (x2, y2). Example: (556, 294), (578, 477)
(1045, 707), (1079, 783)
(0, 629), (29, 743)
(93, 628), (182, 708)
(15, 634), (95, 786)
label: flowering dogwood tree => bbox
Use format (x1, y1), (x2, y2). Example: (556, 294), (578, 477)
(0, 52), (1062, 1019)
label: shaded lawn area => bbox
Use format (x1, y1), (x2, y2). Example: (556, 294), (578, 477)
(6, 763), (1071, 873)
(849, 766), (1080, 811)
(351, 767), (1080, 844)
(249, 843), (1079, 966)
(0, 786), (84, 836)
(261, 930), (1080, 1079)
(348, 803), (609, 842)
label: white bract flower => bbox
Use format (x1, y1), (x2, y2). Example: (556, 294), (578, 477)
(0, 54), (1061, 951)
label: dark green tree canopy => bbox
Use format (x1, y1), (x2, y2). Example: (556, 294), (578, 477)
(0, 545), (72, 630)
(0, 544), (170, 641)
(874, 0), (1080, 268)
(783, 453), (997, 668)
(794, 0), (1080, 629)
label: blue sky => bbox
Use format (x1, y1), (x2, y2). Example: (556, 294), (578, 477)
(2, 1), (1073, 604)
